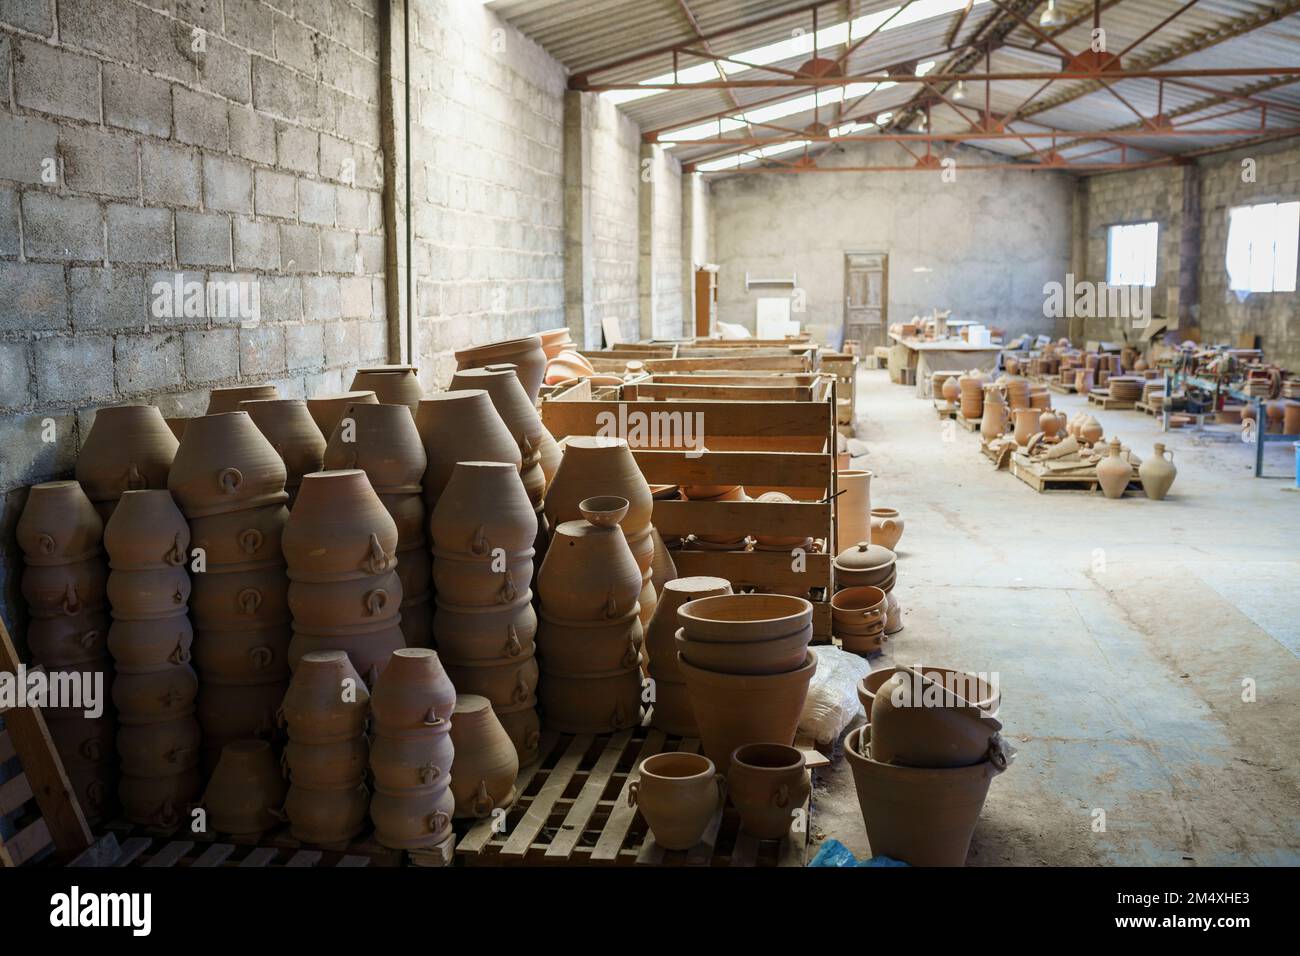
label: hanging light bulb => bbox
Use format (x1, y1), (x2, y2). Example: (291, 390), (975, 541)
(1039, 0), (1063, 27)
(953, 80), (967, 101)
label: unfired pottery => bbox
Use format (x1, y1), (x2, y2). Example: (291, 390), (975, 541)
(441, 651), (538, 711)
(322, 402), (426, 492)
(449, 694), (519, 818)
(76, 405), (179, 517)
(1096, 438), (1132, 499)
(240, 398), (326, 492)
(202, 739), (287, 834)
(282, 470), (398, 581)
(726, 743), (810, 840)
(415, 391), (522, 507)
(868, 508), (904, 552)
(537, 519), (641, 621)
(279, 650), (371, 743)
(207, 384), (280, 414)
(17, 481), (104, 565)
(674, 627), (809, 676)
(168, 412), (288, 518)
(629, 751), (721, 850)
(284, 781), (369, 844)
(368, 648), (457, 732)
(103, 490), (189, 571)
(644, 576), (732, 683)
(1138, 442), (1177, 500)
(869, 669), (1004, 768)
(306, 391), (378, 438)
(454, 335), (547, 403)
(676, 593), (813, 643)
(543, 437), (653, 545)
(537, 664), (642, 733)
(350, 365), (423, 411)
(369, 785), (455, 848)
(431, 460), (536, 557)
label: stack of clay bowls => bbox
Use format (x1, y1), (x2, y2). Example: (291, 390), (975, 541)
(1003, 377), (1030, 410)
(846, 666), (1009, 866)
(170, 411), (292, 770)
(351, 365), (423, 413)
(369, 649), (457, 847)
(535, 500), (644, 735)
(432, 461), (540, 763)
(16, 481), (117, 823)
(539, 327), (575, 360)
(207, 384), (279, 414)
(201, 739), (286, 836)
(958, 374), (983, 421)
(453, 334), (547, 404)
(674, 594), (817, 773)
(76, 404), (179, 522)
(281, 651), (371, 844)
(284, 469), (405, 685)
(449, 693), (519, 819)
(323, 402), (431, 649)
(683, 483), (749, 551)
(1107, 376), (1143, 403)
(834, 541), (902, 636)
(544, 437), (658, 631)
(415, 390), (521, 513)
(240, 398), (325, 508)
(834, 469), (872, 553)
(980, 388), (1008, 442)
(104, 491), (201, 827)
(449, 364), (555, 510)
(830, 585), (887, 655)
(644, 576), (732, 735)
(307, 390), (377, 438)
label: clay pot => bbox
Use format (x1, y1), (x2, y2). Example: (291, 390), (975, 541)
(103, 490), (189, 572)
(117, 716), (201, 776)
(544, 436), (653, 540)
(280, 650), (371, 743)
(76, 405), (179, 516)
(539, 328), (576, 360)
(240, 398), (326, 492)
(645, 576), (732, 683)
(579, 495), (630, 528)
(449, 694), (519, 818)
(869, 669), (1003, 768)
(431, 551), (532, 607)
(112, 665), (199, 724)
(1079, 416), (1103, 446)
(432, 595), (537, 662)
(350, 365), (423, 411)
(168, 412), (288, 518)
(449, 365), (551, 499)
(496, 701), (542, 765)
(380, 493), (428, 551)
(17, 481), (104, 565)
(833, 541), (896, 590)
(1039, 411), (1060, 438)
(676, 593), (813, 643)
(1139, 442), (1177, 500)
(677, 651), (816, 773)
(189, 567), (289, 629)
(286, 623), (406, 684)
(442, 650), (538, 710)
(537, 519), (641, 621)
(454, 334), (547, 403)
(845, 725), (1004, 866)
(834, 470), (872, 551)
(537, 609), (642, 673)
(727, 743), (809, 839)
(196, 680), (286, 745)
(868, 508), (904, 552)
(322, 401), (426, 492)
(369, 648), (457, 733)
(415, 391), (522, 507)
(831, 586), (888, 634)
(628, 752), (721, 851)
(119, 769), (202, 829)
(370, 785), (455, 848)
(284, 737), (370, 788)
(203, 740), (287, 834)
(1096, 438), (1132, 499)
(31, 613), (111, 667)
(306, 390), (377, 438)
(1074, 368), (1094, 395)
(648, 677), (696, 736)
(165, 417), (189, 440)
(980, 395), (1007, 441)
(432, 460), (536, 556)
(1012, 408), (1037, 447)
(284, 781), (369, 844)
(858, 666), (1001, 721)
(283, 470), (398, 581)
(368, 729), (452, 790)
(188, 503), (288, 570)
(538, 665), (642, 733)
(50, 718), (116, 771)
(208, 384), (279, 414)
(674, 627), (809, 676)
(288, 571), (402, 628)
(191, 624), (291, 685)
(106, 566), (191, 619)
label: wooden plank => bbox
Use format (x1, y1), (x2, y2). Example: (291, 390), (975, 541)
(143, 841), (196, 868)
(191, 843), (237, 868)
(634, 450), (831, 490)
(237, 847), (279, 868)
(68, 833), (124, 867)
(6, 816), (53, 866)
(630, 383), (813, 402)
(111, 837), (154, 867)
(645, 356), (810, 373)
(499, 735), (592, 857)
(669, 549), (832, 592)
(286, 850), (322, 867)
(541, 400), (830, 443)
(457, 731), (559, 854)
(652, 499), (830, 540)
(650, 373), (819, 387)
(0, 771), (34, 817)
(590, 730), (666, 862)
(545, 730), (633, 859)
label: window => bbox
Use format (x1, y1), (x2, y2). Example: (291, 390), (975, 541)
(1226, 201), (1299, 293)
(1106, 222), (1159, 287)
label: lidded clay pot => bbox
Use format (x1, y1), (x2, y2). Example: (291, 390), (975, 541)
(306, 390), (378, 438)
(202, 739), (287, 835)
(449, 694), (519, 819)
(415, 391), (522, 507)
(727, 743), (810, 840)
(280, 650), (371, 743)
(537, 519), (642, 621)
(833, 541), (897, 590)
(322, 401), (427, 492)
(17, 481), (104, 565)
(103, 489), (189, 571)
(645, 576), (732, 683)
(432, 461), (536, 557)
(543, 437), (653, 540)
(283, 469), (398, 581)
(207, 384), (279, 414)
(168, 412), (288, 518)
(369, 648), (458, 734)
(1096, 437), (1132, 499)
(239, 398), (325, 493)
(351, 365), (423, 411)
(629, 752), (721, 851)
(453, 334), (547, 403)
(868, 508), (904, 552)
(76, 405), (179, 518)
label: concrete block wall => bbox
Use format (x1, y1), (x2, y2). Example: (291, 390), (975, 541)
(647, 144), (683, 339)
(681, 170), (714, 329)
(589, 95), (640, 344)
(0, 0), (388, 633)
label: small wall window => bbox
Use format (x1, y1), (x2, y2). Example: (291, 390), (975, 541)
(1226, 201), (1299, 293)
(1106, 222), (1159, 287)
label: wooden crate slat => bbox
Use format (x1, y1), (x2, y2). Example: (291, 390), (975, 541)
(649, 373), (819, 387)
(669, 549), (832, 592)
(237, 847), (279, 868)
(544, 729), (634, 859)
(7, 816), (53, 866)
(0, 729), (15, 764)
(112, 837), (154, 867)
(652, 499), (829, 539)
(630, 383), (814, 402)
(634, 450), (831, 489)
(645, 356), (811, 373)
(191, 843), (237, 868)
(0, 771), (34, 817)
(499, 735), (592, 857)
(286, 850), (322, 867)
(143, 841), (195, 868)
(542, 400), (829, 443)
(589, 730), (666, 862)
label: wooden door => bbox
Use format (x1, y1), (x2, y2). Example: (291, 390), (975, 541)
(844, 253), (887, 354)
(694, 267), (717, 337)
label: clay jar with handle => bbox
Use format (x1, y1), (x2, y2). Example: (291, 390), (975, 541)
(31, 614), (110, 667)
(980, 393), (1007, 442)
(203, 739), (287, 834)
(189, 567), (289, 628)
(369, 648), (457, 734)
(77, 405), (180, 520)
(284, 781), (370, 844)
(288, 569), (402, 628)
(449, 365), (550, 505)
(449, 694), (519, 819)
(431, 461), (536, 557)
(119, 769), (202, 829)
(351, 365), (423, 412)
(369, 727), (452, 792)
(103, 490), (189, 571)
(645, 576), (732, 682)
(117, 716), (200, 777)
(189, 503), (289, 570)
(431, 551), (531, 607)
(454, 334), (547, 403)
(415, 391), (522, 509)
(544, 437), (653, 548)
(834, 469), (872, 552)
(22, 558), (108, 617)
(370, 785), (455, 848)
(322, 401), (427, 493)
(868, 508), (904, 552)
(306, 390), (377, 438)
(280, 650), (370, 743)
(538, 665), (642, 733)
(168, 412), (288, 518)
(442, 650), (538, 711)
(283, 469), (398, 581)
(105, 614), (189, 672)
(727, 743), (810, 839)
(537, 609), (642, 673)
(629, 752), (722, 851)
(106, 566), (191, 620)
(869, 669), (1004, 768)
(17, 481), (105, 566)
(537, 519), (642, 621)
(433, 595), (537, 662)
(1139, 442), (1177, 500)
(191, 624), (290, 686)
(1096, 437), (1132, 499)
(207, 384), (279, 414)
(240, 398), (325, 497)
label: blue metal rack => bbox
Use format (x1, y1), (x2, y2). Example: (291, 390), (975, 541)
(1161, 370), (1299, 478)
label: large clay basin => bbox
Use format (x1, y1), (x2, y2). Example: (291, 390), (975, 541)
(674, 627), (809, 676)
(857, 665), (1001, 721)
(676, 593), (813, 643)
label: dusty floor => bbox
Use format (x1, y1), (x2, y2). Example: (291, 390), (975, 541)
(809, 368), (1300, 866)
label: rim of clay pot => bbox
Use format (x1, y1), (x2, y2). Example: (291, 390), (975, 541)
(870, 507), (899, 518)
(675, 650), (817, 689)
(454, 334), (543, 362)
(677, 594), (813, 643)
(538, 605), (640, 629)
(845, 726), (1001, 782)
(832, 585), (887, 611)
(453, 693), (493, 717)
(730, 742), (804, 772)
(579, 495), (630, 528)
(564, 435), (630, 452)
(858, 665), (1000, 712)
(674, 627), (810, 675)
(640, 751), (714, 781)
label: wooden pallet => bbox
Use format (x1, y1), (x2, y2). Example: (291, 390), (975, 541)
(1047, 381), (1077, 395)
(933, 401), (957, 420)
(455, 725), (810, 867)
(69, 832), (382, 868)
(1134, 401), (1162, 416)
(957, 414), (981, 432)
(1086, 391), (1135, 410)
(1009, 454), (1139, 494)
(980, 440), (1010, 468)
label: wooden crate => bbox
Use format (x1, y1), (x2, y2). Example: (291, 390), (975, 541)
(455, 725), (809, 867)
(1086, 390), (1135, 410)
(957, 414), (981, 432)
(1009, 453), (1140, 494)
(1047, 381), (1077, 395)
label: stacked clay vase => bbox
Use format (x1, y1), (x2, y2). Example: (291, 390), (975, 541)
(76, 404), (179, 522)
(240, 398), (326, 508)
(323, 402), (431, 650)
(644, 576), (732, 736)
(830, 585), (888, 655)
(207, 384), (279, 414)
(535, 506), (644, 735)
(415, 390), (521, 513)
(980, 389), (1007, 442)
(431, 461), (540, 763)
(958, 374), (983, 421)
(202, 739), (286, 835)
(169, 411), (292, 770)
(104, 490), (201, 827)
(453, 334), (547, 405)
(449, 363), (558, 503)
(674, 594), (817, 773)
(369, 649), (457, 847)
(307, 390), (377, 438)
(834, 470), (872, 552)
(351, 365), (423, 413)
(284, 469), (406, 685)
(727, 743), (810, 840)
(17, 481), (117, 823)
(834, 541), (903, 636)
(281, 651), (371, 844)
(449, 693), (519, 819)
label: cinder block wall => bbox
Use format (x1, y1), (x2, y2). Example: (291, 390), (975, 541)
(590, 97), (640, 344)
(650, 145), (683, 339)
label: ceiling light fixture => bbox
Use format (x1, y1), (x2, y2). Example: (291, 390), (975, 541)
(1039, 0), (1063, 27)
(953, 80), (967, 101)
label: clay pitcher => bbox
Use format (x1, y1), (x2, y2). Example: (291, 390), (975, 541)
(414, 391), (521, 508)
(1096, 438), (1131, 499)
(448, 694), (519, 818)
(1013, 408), (1038, 447)
(834, 470), (872, 552)
(726, 743), (810, 840)
(1138, 442), (1177, 500)
(76, 404), (179, 519)
(628, 751), (722, 851)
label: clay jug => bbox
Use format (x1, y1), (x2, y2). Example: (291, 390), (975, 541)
(1079, 416), (1103, 446)
(727, 743), (810, 839)
(240, 398), (325, 496)
(432, 461), (536, 557)
(203, 739), (287, 834)
(1096, 438), (1131, 499)
(284, 781), (369, 843)
(283, 469), (398, 581)
(351, 365), (423, 412)
(537, 519), (642, 621)
(306, 390), (377, 438)
(628, 752), (722, 851)
(1013, 408), (1038, 447)
(834, 470), (872, 552)
(415, 391), (522, 507)
(1139, 442), (1177, 500)
(76, 405), (179, 518)
(18, 481), (104, 565)
(208, 384), (279, 414)
(454, 334), (547, 403)
(168, 412), (288, 517)
(322, 402), (427, 493)
(940, 376), (959, 404)
(868, 508), (904, 552)
(449, 694), (519, 818)
(369, 648), (457, 733)
(280, 650), (370, 742)
(544, 437), (653, 543)
(645, 576), (732, 684)
(103, 489), (189, 572)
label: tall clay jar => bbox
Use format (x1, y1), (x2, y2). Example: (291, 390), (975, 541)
(415, 391), (522, 508)
(448, 365), (551, 507)
(1138, 442), (1177, 500)
(448, 694), (519, 818)
(544, 437), (654, 557)
(240, 398), (325, 504)
(726, 743), (809, 840)
(1096, 438), (1132, 499)
(834, 470), (872, 553)
(351, 365), (423, 412)
(76, 405), (180, 520)
(168, 412), (289, 518)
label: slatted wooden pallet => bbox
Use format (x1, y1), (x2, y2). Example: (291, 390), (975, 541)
(1086, 391), (1135, 410)
(455, 725), (810, 867)
(980, 440), (1011, 468)
(1134, 401), (1161, 416)
(1047, 381), (1077, 395)
(933, 401), (957, 420)
(68, 832), (376, 868)
(1009, 454), (1140, 494)
(957, 414), (981, 432)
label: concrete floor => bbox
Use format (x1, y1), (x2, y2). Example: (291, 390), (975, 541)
(810, 368), (1300, 866)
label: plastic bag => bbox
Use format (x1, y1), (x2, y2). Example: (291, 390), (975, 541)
(797, 644), (874, 745)
(808, 839), (908, 867)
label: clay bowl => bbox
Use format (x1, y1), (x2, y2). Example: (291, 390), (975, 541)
(830, 586), (888, 632)
(676, 593), (813, 644)
(432, 594), (538, 662)
(322, 401), (427, 492)
(370, 785), (456, 849)
(368, 729), (454, 791)
(119, 769), (202, 829)
(727, 743), (810, 840)
(284, 781), (369, 844)
(103, 489), (190, 571)
(168, 412), (289, 518)
(630, 751), (721, 851)
(286, 622), (406, 686)
(441, 650), (539, 711)
(21, 558), (108, 617)
(674, 626), (809, 676)
(17, 481), (104, 565)
(537, 664), (643, 734)
(117, 716), (201, 776)
(369, 647), (458, 732)
(196, 681), (287, 745)
(284, 736), (370, 788)
(191, 624), (291, 686)
(280, 650), (371, 743)
(495, 700), (542, 765)
(869, 670), (1003, 769)
(283, 469), (399, 581)
(188, 503), (289, 570)
(431, 552), (533, 607)
(30, 613), (111, 667)
(857, 665), (1000, 721)
(106, 566), (191, 620)
(112, 666), (199, 724)
(288, 571), (403, 629)
(539, 328), (574, 360)
(306, 390), (378, 438)
(647, 676), (697, 737)
(578, 495), (630, 529)
(203, 739), (288, 835)
(536, 609), (643, 673)
(189, 567), (289, 630)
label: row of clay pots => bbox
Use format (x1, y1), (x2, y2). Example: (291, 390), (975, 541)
(351, 365), (423, 413)
(454, 334), (547, 405)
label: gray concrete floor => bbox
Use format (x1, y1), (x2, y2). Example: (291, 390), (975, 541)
(810, 368), (1300, 866)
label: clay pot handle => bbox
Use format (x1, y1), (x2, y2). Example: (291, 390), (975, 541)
(364, 533), (393, 574)
(168, 640), (190, 665)
(525, 728), (540, 751)
(218, 467), (244, 495)
(36, 533), (56, 557)
(127, 462), (148, 491)
(771, 782), (790, 809)
(472, 780), (495, 818)
(626, 779), (640, 808)
(470, 526), (490, 557)
(603, 587), (620, 620)
(859, 607), (885, 626)
(165, 533), (187, 566)
(275, 705), (287, 729)
(248, 645), (274, 670)
(85, 779), (107, 808)
(511, 672), (529, 704)
(1163, 447), (1175, 461)
(621, 639), (640, 670)
(80, 629), (101, 650)
(420, 763), (441, 785)
(504, 626), (522, 658)
(79, 739), (103, 761)
(499, 572), (517, 605)
(237, 587), (263, 614)
(61, 582), (82, 616)
(238, 529), (264, 555)
(422, 708), (446, 728)
(427, 810), (451, 833)
(155, 799), (180, 829)
(268, 806), (288, 823)
(172, 583), (186, 605)
(365, 588), (389, 616)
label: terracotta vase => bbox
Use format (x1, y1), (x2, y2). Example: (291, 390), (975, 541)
(676, 593), (813, 643)
(628, 752), (721, 851)
(203, 739), (287, 834)
(208, 384), (279, 414)
(543, 437), (653, 546)
(351, 365), (423, 411)
(117, 717), (201, 776)
(1096, 438), (1131, 499)
(18, 481), (104, 565)
(106, 566), (191, 619)
(431, 460), (536, 557)
(441, 650), (538, 711)
(286, 622), (406, 684)
(941, 376), (960, 404)
(168, 412), (288, 518)
(645, 576), (732, 684)
(283, 736), (370, 788)
(537, 664), (642, 733)
(448, 694), (519, 818)
(284, 781), (369, 844)
(288, 570), (402, 628)
(322, 401), (426, 492)
(677, 651), (816, 773)
(119, 769), (202, 829)
(869, 670), (1002, 768)
(369, 648), (457, 733)
(369, 785), (455, 848)
(1139, 442), (1177, 500)
(454, 334), (547, 403)
(240, 398), (325, 495)
(415, 391), (521, 507)
(280, 650), (371, 743)
(538, 327), (576, 360)
(980, 395), (1007, 441)
(674, 627), (809, 676)
(727, 743), (810, 840)
(431, 552), (532, 607)
(1079, 416), (1103, 446)
(834, 470), (872, 552)
(103, 489), (189, 572)
(868, 508), (904, 552)
(1013, 408), (1039, 447)
(188, 503), (288, 571)
(432, 595), (537, 662)
(368, 730), (452, 790)
(76, 405), (179, 518)
(283, 469), (398, 581)
(537, 520), (642, 621)
(536, 609), (642, 674)
(1039, 411), (1060, 438)
(449, 365), (551, 504)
